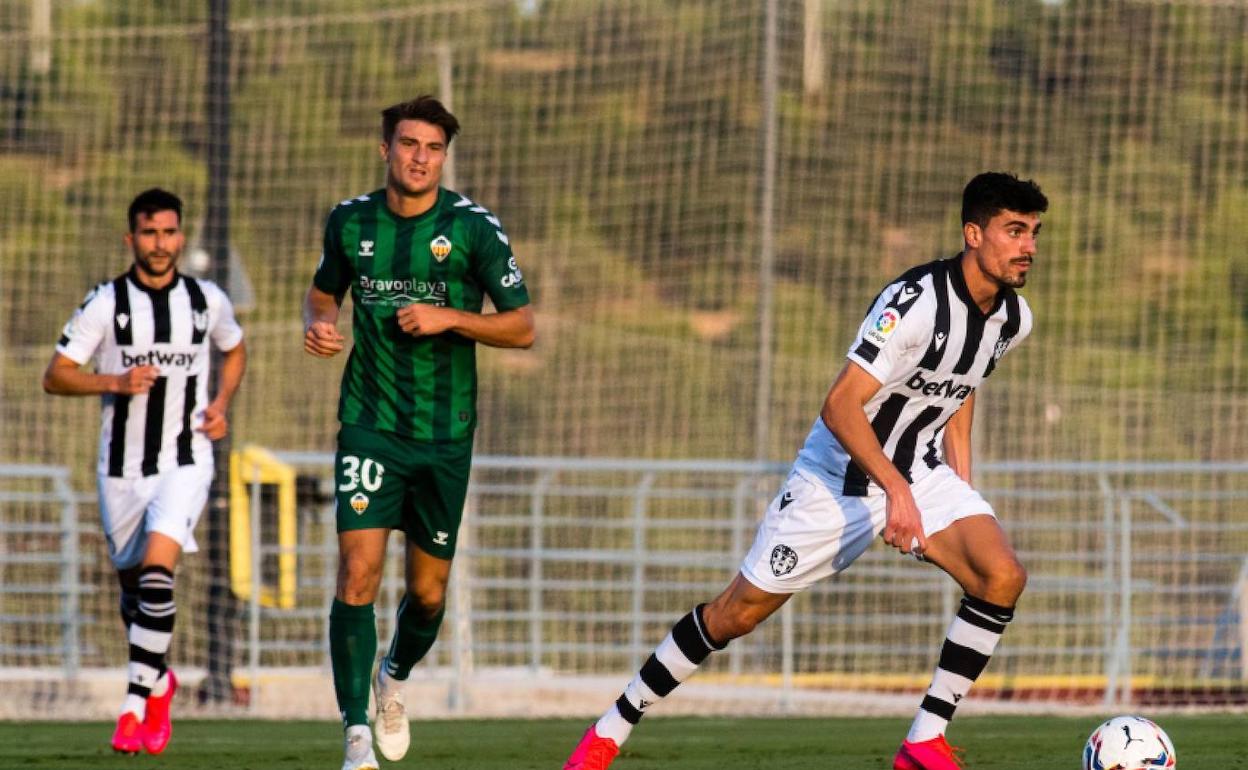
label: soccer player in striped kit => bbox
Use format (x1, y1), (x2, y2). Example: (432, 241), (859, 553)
(304, 96), (535, 770)
(44, 188), (247, 754)
(564, 172), (1047, 770)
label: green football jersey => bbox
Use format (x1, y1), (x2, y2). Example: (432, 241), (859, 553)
(313, 188), (531, 442)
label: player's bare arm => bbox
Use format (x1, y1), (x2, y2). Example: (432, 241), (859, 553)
(940, 391), (975, 484)
(42, 353), (159, 396)
(198, 341), (247, 440)
(396, 303), (535, 349)
(303, 285), (346, 358)
(820, 361), (927, 555)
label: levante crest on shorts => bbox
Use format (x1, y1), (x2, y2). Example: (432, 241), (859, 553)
(430, 234), (452, 262)
(770, 544), (798, 577)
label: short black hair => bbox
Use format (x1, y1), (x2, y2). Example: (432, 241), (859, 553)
(961, 172), (1048, 228)
(381, 95), (460, 145)
(127, 188), (183, 232)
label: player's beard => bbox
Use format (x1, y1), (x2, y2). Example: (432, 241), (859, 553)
(981, 255), (1030, 289)
(134, 248), (179, 279)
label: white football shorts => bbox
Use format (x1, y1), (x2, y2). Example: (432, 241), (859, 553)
(740, 464), (996, 594)
(97, 463), (213, 569)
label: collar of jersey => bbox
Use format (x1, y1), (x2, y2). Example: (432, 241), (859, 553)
(126, 266), (182, 296)
(378, 187), (444, 223)
(946, 254), (1008, 320)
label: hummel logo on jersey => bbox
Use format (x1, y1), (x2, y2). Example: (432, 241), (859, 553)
(117, 313), (130, 329)
(905, 371), (973, 400)
(934, 331), (947, 350)
(359, 240), (374, 258)
(121, 350), (199, 369)
(779, 491), (794, 510)
(430, 235), (452, 262)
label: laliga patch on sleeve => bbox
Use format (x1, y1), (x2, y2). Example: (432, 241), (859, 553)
(864, 307), (901, 347)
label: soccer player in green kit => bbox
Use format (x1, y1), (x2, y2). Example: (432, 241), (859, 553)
(303, 96), (535, 770)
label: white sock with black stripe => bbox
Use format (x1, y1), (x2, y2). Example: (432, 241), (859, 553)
(121, 565), (176, 719)
(907, 593), (1014, 743)
(594, 604), (727, 746)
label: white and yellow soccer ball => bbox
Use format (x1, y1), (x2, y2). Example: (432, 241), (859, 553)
(1083, 715), (1176, 770)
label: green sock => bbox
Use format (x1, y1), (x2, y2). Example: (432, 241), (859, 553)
(382, 594), (445, 681)
(329, 599), (376, 727)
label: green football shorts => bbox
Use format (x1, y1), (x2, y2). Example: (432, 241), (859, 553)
(333, 423), (473, 559)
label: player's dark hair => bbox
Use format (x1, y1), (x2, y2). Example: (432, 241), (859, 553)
(127, 188), (183, 232)
(381, 95), (460, 146)
(961, 172), (1047, 228)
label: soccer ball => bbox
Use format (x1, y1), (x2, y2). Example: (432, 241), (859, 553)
(1082, 715), (1176, 769)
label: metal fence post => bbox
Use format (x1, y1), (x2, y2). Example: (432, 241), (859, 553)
(56, 470), (79, 680)
(1117, 497), (1133, 705)
(630, 473), (656, 671)
(1098, 472), (1117, 706)
(530, 470), (555, 673)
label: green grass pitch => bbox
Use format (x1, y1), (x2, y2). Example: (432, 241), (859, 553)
(1, 715), (1243, 768)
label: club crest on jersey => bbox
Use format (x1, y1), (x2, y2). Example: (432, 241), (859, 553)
(359, 240), (375, 258)
(192, 310), (209, 332)
(430, 235), (452, 262)
(770, 544), (798, 577)
(350, 492), (369, 514)
(865, 307), (900, 347)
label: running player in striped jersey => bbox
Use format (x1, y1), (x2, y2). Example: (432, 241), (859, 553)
(564, 172), (1047, 770)
(303, 96), (534, 770)
(44, 188), (247, 755)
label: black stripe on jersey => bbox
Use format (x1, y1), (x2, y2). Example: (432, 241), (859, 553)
(430, 208), (459, 441)
(108, 395), (131, 477)
(918, 261), (952, 370)
(953, 310), (985, 375)
(852, 263), (937, 364)
(141, 377), (168, 476)
(842, 393), (909, 496)
(890, 405), (944, 482)
(390, 216), (418, 432)
(982, 290), (1020, 379)
(183, 276), (208, 345)
(112, 276), (133, 346)
(149, 286), (172, 343)
(177, 374), (197, 466)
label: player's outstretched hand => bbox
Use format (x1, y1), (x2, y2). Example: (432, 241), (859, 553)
(305, 321), (345, 357)
(882, 487), (928, 556)
(396, 303), (454, 337)
(198, 402), (228, 440)
(114, 365), (160, 395)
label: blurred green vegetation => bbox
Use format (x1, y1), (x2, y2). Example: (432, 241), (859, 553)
(1, 0), (1246, 484)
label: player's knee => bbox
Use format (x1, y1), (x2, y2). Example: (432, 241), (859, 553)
(705, 601), (763, 641)
(987, 557), (1028, 605)
(405, 585), (446, 620)
(337, 556), (382, 604)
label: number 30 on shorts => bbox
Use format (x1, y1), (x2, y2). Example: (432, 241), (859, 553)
(338, 455), (385, 492)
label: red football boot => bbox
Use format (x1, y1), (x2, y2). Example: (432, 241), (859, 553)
(142, 668), (178, 754)
(111, 711), (145, 754)
(894, 735), (966, 770)
(563, 725), (621, 770)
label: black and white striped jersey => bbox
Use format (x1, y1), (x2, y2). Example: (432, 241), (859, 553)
(56, 269), (244, 479)
(793, 256), (1031, 496)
